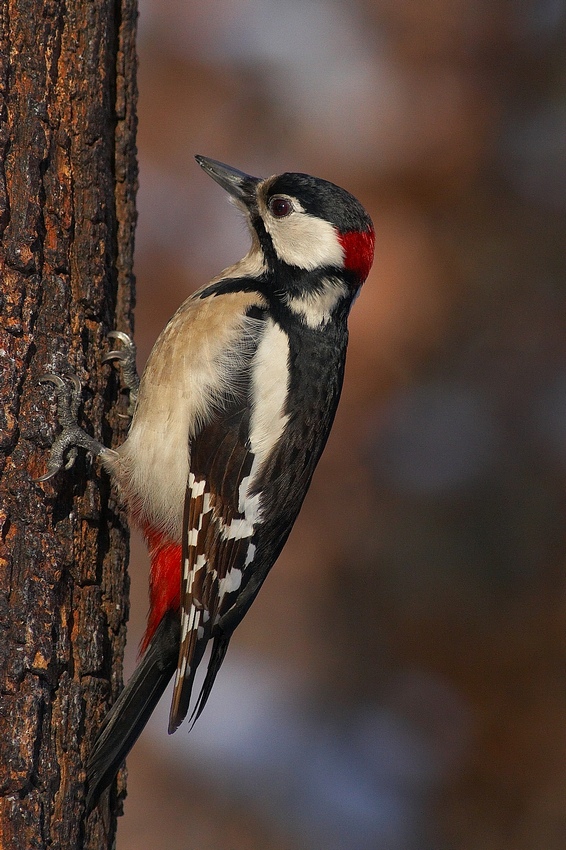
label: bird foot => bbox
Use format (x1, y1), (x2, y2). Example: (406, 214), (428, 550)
(36, 373), (107, 482)
(103, 331), (139, 416)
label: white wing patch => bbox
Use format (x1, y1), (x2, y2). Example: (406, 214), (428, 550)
(218, 568), (242, 595)
(248, 319), (290, 465)
(231, 318), (290, 535)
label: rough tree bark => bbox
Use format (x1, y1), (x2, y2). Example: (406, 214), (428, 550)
(0, 1), (137, 848)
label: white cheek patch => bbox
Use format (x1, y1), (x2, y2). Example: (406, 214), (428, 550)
(264, 211), (344, 271)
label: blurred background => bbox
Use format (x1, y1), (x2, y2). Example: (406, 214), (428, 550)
(118, 1), (566, 848)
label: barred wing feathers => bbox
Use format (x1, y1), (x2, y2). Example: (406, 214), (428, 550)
(168, 404), (259, 732)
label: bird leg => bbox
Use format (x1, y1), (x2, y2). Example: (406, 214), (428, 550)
(103, 331), (139, 416)
(37, 332), (137, 482)
(36, 373), (110, 482)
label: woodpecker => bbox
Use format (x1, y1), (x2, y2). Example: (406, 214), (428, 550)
(40, 156), (375, 810)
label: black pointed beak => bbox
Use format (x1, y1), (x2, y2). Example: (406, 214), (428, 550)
(195, 155), (261, 206)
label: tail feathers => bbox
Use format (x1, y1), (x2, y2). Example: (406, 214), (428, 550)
(167, 632), (231, 735)
(167, 634), (207, 734)
(189, 633), (231, 728)
(86, 611), (180, 812)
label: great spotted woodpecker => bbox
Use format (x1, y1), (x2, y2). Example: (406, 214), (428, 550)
(40, 156), (375, 810)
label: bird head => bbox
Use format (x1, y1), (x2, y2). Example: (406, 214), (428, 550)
(195, 155), (375, 287)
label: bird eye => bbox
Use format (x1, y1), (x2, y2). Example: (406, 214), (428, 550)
(268, 196), (293, 218)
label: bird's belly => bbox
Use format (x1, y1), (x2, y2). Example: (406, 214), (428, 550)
(115, 376), (192, 541)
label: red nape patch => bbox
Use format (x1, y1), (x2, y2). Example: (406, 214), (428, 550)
(339, 228), (375, 282)
(139, 522), (181, 655)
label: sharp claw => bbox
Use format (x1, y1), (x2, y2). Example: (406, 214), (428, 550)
(102, 349), (127, 364)
(107, 330), (133, 345)
(37, 372), (106, 482)
(39, 373), (66, 389)
(35, 452), (76, 481)
(103, 331), (137, 366)
(68, 374), (82, 392)
(35, 468), (59, 483)
(104, 331), (137, 361)
(103, 331), (139, 416)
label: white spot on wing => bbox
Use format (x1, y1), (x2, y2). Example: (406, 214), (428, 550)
(218, 568), (242, 595)
(177, 605), (201, 690)
(237, 475), (251, 513)
(221, 518), (254, 540)
(178, 654), (189, 680)
(189, 476), (206, 497)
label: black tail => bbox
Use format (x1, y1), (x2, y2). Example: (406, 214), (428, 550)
(86, 611), (180, 812)
(189, 633), (231, 727)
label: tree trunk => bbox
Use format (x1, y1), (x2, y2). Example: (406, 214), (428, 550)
(0, 1), (137, 847)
